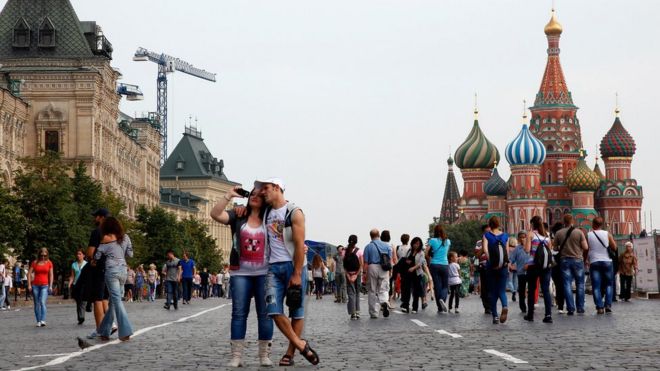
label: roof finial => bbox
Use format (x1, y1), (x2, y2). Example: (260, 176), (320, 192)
(615, 92), (621, 117)
(522, 99), (528, 123)
(493, 160), (498, 169)
(473, 92), (479, 120)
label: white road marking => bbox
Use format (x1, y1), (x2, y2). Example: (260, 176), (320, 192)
(436, 329), (463, 338)
(483, 349), (528, 364)
(410, 319), (428, 327)
(24, 354), (69, 358)
(14, 304), (228, 371)
(392, 310), (403, 314)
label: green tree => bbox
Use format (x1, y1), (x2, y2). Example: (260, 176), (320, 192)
(429, 219), (483, 255)
(180, 217), (221, 272)
(0, 181), (26, 258)
(133, 206), (183, 269)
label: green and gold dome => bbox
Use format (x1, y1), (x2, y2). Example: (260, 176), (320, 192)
(567, 151), (601, 192)
(454, 110), (500, 170)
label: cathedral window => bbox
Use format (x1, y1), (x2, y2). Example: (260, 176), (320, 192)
(45, 131), (59, 153)
(38, 18), (56, 47)
(12, 18), (30, 48)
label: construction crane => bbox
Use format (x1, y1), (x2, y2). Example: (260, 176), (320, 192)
(133, 47), (216, 163)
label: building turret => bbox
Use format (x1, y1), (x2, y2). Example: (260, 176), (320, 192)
(484, 163), (508, 226)
(439, 155), (461, 224)
(566, 150), (599, 229)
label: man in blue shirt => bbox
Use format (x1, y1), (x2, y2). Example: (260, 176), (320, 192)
(508, 231), (531, 314)
(362, 229), (392, 319)
(179, 252), (196, 304)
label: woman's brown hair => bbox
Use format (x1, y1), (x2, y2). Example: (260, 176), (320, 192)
(312, 254), (323, 269)
(433, 224), (447, 241)
(530, 215), (546, 237)
(101, 216), (125, 244)
(488, 216), (500, 230)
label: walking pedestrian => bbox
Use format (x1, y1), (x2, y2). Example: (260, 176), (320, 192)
(457, 251), (470, 298)
(21, 263), (29, 301)
(524, 216), (554, 323)
(255, 177), (318, 366)
(200, 268), (210, 300)
(482, 216), (510, 324)
(475, 224), (491, 313)
(210, 185), (274, 367)
(0, 259), (6, 310)
(407, 237), (426, 313)
(618, 242), (637, 302)
(135, 265), (145, 302)
(3, 270), (11, 310)
(506, 237), (519, 302)
(550, 222), (566, 313)
(179, 252), (195, 304)
(13, 262), (22, 302)
(312, 255), (326, 300)
(447, 251), (462, 313)
(344, 235), (362, 320)
(553, 214), (588, 315)
(363, 229), (392, 319)
(428, 224), (450, 313)
(162, 250), (181, 310)
(509, 231), (531, 314)
(68, 250), (87, 324)
(27, 248), (53, 327)
(125, 266), (135, 302)
(193, 271), (201, 298)
(215, 271), (224, 298)
(147, 264), (158, 302)
(95, 217), (133, 341)
(587, 217), (617, 314)
(223, 267), (231, 299)
(334, 246), (347, 304)
(85, 208), (111, 339)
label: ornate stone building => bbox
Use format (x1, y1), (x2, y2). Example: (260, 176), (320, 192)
(0, 87), (27, 184)
(160, 126), (240, 259)
(0, 0), (161, 216)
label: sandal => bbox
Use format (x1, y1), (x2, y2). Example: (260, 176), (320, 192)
(279, 354), (294, 366)
(299, 339), (320, 365)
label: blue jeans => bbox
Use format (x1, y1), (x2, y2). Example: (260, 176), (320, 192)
(230, 275), (273, 340)
(182, 277), (193, 302)
(506, 271), (518, 292)
(429, 264), (448, 310)
(32, 285), (49, 322)
(165, 280), (178, 307)
(590, 261), (613, 309)
(265, 262), (307, 319)
(488, 267), (509, 318)
(99, 267), (133, 338)
(0, 281), (5, 309)
(527, 267), (552, 318)
(560, 258), (585, 312)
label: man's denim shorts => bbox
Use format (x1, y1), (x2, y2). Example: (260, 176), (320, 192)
(266, 261), (307, 319)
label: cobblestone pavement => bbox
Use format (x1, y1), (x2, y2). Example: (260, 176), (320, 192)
(1, 293), (659, 370)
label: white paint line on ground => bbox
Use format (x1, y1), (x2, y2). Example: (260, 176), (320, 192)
(436, 329), (463, 339)
(483, 349), (528, 364)
(410, 319), (428, 327)
(23, 354), (69, 358)
(14, 304), (228, 371)
(392, 310), (403, 314)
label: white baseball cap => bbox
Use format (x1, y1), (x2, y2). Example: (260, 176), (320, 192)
(254, 177), (286, 192)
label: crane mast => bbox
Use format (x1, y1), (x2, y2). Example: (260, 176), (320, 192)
(133, 47), (216, 163)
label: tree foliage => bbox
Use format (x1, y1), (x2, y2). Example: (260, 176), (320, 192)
(0, 181), (26, 258)
(429, 219), (483, 256)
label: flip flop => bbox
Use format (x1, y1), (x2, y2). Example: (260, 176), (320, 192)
(299, 339), (319, 365)
(279, 354), (294, 366)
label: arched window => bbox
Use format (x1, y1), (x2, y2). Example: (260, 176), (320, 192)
(546, 171), (553, 184)
(38, 18), (56, 47)
(12, 18), (30, 48)
(45, 131), (59, 153)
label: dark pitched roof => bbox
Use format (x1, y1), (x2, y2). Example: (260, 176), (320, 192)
(160, 128), (237, 184)
(0, 0), (104, 59)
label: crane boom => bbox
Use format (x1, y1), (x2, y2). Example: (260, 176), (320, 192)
(133, 47), (217, 163)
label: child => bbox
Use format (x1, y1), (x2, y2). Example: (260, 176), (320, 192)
(448, 252), (462, 313)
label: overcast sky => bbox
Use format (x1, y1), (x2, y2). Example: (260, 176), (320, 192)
(69, 0), (660, 246)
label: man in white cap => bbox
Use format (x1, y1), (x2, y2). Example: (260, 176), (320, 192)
(255, 177), (319, 366)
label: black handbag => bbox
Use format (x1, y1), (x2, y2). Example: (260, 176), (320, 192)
(592, 231), (617, 261)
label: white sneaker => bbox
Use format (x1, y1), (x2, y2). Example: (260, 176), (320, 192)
(40, 321), (46, 327)
(36, 322), (41, 327)
(439, 299), (447, 312)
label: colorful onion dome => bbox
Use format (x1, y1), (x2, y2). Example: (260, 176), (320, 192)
(454, 113), (500, 169)
(567, 151), (601, 192)
(544, 9), (563, 36)
(600, 114), (636, 158)
(505, 124), (546, 166)
(484, 165), (508, 197)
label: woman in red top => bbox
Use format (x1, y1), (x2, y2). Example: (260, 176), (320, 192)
(28, 248), (53, 327)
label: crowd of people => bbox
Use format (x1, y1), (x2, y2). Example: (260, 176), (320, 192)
(0, 177), (642, 368)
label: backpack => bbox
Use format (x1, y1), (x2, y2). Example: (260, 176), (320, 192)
(343, 248), (360, 272)
(373, 242), (392, 271)
(487, 232), (508, 269)
(532, 233), (553, 269)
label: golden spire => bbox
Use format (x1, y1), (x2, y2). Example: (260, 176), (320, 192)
(544, 8), (563, 36)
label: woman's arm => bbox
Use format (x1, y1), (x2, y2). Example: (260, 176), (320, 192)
(481, 236), (489, 259)
(27, 264), (33, 290)
(524, 233), (531, 253)
(68, 267), (75, 289)
(210, 187), (241, 224)
(48, 263), (54, 290)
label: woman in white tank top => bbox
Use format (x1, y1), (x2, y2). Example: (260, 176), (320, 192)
(586, 217), (616, 314)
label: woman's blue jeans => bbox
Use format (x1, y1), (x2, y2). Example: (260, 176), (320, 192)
(32, 285), (49, 322)
(230, 274), (273, 341)
(430, 264), (449, 310)
(488, 267), (509, 318)
(590, 261), (614, 309)
(99, 267), (133, 338)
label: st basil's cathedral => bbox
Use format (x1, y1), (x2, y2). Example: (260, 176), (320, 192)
(439, 10), (643, 237)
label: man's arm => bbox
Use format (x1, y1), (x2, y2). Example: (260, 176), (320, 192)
(178, 266), (182, 282)
(289, 210), (306, 287)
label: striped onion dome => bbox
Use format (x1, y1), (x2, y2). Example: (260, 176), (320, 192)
(567, 153), (601, 192)
(505, 124), (546, 166)
(484, 166), (508, 196)
(600, 115), (636, 158)
(454, 118), (500, 169)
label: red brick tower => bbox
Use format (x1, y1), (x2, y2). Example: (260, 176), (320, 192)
(528, 9), (583, 225)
